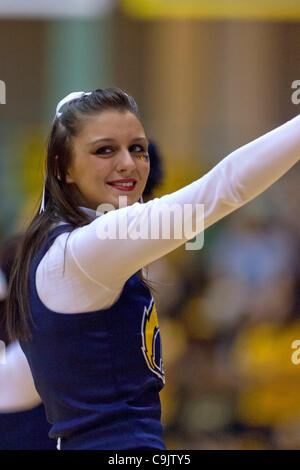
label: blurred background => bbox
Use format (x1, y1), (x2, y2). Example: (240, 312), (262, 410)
(0, 0), (300, 450)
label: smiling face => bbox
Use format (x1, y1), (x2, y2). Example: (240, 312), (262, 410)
(65, 110), (150, 210)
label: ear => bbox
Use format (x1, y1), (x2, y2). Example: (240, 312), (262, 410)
(54, 155), (62, 181)
(61, 156), (75, 184)
(55, 155), (74, 183)
(66, 170), (75, 184)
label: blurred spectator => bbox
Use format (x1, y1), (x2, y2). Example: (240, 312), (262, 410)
(0, 234), (55, 450)
(158, 189), (300, 449)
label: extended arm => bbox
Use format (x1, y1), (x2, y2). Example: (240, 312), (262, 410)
(67, 114), (299, 288)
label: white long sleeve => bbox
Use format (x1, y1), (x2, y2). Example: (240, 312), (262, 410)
(36, 114), (300, 313)
(0, 342), (41, 412)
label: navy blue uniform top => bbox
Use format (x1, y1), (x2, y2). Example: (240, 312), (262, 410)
(20, 224), (166, 450)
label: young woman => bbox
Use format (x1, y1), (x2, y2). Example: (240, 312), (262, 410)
(1, 88), (299, 450)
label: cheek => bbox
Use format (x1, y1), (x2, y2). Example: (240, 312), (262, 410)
(140, 162), (150, 182)
(90, 159), (113, 184)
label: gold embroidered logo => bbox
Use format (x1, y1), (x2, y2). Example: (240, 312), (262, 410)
(141, 298), (165, 383)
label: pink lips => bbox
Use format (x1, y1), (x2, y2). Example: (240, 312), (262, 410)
(107, 179), (137, 192)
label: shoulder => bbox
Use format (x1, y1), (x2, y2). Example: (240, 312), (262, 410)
(37, 229), (72, 276)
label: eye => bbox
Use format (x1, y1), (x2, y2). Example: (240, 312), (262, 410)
(130, 144), (145, 152)
(130, 144), (150, 161)
(93, 144), (149, 160)
(94, 146), (115, 155)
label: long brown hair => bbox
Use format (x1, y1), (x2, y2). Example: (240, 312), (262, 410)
(6, 88), (148, 342)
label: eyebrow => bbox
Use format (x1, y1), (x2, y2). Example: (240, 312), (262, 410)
(89, 137), (149, 146)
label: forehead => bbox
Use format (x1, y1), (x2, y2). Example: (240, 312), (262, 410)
(76, 110), (146, 143)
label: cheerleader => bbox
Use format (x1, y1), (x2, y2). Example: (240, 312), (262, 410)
(1, 88), (299, 450)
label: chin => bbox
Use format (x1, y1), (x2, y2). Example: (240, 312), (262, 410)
(112, 192), (140, 208)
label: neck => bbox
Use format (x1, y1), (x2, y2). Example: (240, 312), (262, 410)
(78, 205), (100, 221)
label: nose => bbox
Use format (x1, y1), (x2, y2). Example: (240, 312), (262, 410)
(115, 149), (137, 173)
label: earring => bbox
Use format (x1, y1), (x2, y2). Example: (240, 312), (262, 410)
(39, 171), (48, 214)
